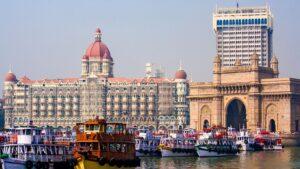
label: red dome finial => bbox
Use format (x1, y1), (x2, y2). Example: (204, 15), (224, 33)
(94, 28), (102, 42)
(96, 28), (101, 33)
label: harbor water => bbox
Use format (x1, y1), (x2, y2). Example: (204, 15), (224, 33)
(137, 147), (300, 169)
(4, 147), (300, 169)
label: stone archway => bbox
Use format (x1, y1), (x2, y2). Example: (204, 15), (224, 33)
(199, 105), (211, 130)
(265, 104), (278, 132)
(269, 119), (276, 132)
(203, 119), (209, 129)
(226, 99), (246, 130)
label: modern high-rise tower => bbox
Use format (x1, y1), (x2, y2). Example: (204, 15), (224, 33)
(213, 5), (273, 67)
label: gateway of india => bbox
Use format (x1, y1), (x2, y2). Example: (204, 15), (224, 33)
(2, 28), (189, 130)
(189, 6), (300, 135)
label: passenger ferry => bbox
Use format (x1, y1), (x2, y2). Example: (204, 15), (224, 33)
(254, 129), (283, 150)
(195, 127), (239, 157)
(73, 117), (140, 168)
(158, 130), (197, 157)
(0, 123), (75, 169)
(135, 129), (161, 157)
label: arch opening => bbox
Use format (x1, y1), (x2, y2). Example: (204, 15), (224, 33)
(269, 119), (276, 132)
(203, 120), (209, 129)
(226, 99), (246, 130)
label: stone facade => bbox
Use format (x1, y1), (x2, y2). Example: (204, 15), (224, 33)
(189, 54), (300, 134)
(2, 28), (189, 131)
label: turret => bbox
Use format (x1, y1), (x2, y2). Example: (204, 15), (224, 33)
(81, 55), (89, 78)
(250, 52), (259, 82)
(174, 63), (189, 128)
(271, 56), (279, 78)
(213, 55), (221, 84)
(251, 52), (259, 70)
(3, 70), (17, 128)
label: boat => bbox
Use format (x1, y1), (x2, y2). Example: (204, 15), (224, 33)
(254, 129), (283, 150)
(158, 130), (197, 157)
(227, 127), (259, 151)
(0, 123), (76, 169)
(195, 126), (239, 157)
(135, 129), (161, 157)
(73, 117), (140, 168)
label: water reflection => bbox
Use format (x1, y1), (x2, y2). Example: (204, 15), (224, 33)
(4, 148), (300, 169)
(138, 147), (300, 169)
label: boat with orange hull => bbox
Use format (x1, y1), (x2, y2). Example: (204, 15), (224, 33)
(73, 118), (140, 168)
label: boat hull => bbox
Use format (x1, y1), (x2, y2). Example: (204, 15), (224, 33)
(263, 145), (283, 151)
(136, 150), (161, 157)
(160, 149), (196, 157)
(195, 147), (238, 157)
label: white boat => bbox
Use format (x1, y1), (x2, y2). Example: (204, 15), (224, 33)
(195, 127), (239, 157)
(159, 137), (196, 157)
(135, 129), (161, 157)
(0, 123), (76, 169)
(235, 129), (256, 151)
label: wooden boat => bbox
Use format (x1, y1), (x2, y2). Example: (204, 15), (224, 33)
(73, 117), (140, 168)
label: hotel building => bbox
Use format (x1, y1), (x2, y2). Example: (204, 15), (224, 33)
(213, 6), (273, 67)
(2, 28), (189, 131)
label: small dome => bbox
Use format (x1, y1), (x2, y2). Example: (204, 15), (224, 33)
(5, 71), (17, 82)
(271, 56), (278, 63)
(175, 70), (187, 79)
(83, 28), (113, 61)
(20, 76), (31, 83)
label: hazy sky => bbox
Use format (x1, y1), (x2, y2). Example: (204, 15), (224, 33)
(1, 0), (299, 95)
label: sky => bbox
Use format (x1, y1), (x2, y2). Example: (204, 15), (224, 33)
(0, 0), (299, 95)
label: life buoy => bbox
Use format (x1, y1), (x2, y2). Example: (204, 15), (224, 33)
(25, 160), (33, 169)
(98, 157), (106, 166)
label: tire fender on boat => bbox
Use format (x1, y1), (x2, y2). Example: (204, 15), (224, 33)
(109, 158), (116, 166)
(98, 157), (106, 166)
(25, 160), (33, 169)
(35, 161), (42, 169)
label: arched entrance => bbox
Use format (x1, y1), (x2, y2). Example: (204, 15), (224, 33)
(226, 99), (246, 130)
(269, 119), (276, 132)
(203, 120), (209, 129)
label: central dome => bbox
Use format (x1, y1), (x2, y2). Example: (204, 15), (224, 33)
(83, 28), (113, 61)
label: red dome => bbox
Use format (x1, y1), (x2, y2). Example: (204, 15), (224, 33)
(84, 41), (112, 60)
(83, 28), (112, 61)
(5, 71), (17, 82)
(175, 70), (187, 79)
